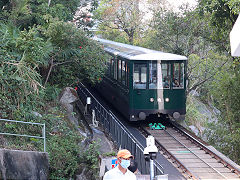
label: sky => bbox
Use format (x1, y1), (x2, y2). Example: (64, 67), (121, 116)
(167, 0), (197, 10)
(139, 0), (198, 22)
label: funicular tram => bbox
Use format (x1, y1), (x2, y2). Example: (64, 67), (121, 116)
(93, 37), (187, 121)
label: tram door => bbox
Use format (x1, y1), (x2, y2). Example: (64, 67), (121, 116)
(132, 62), (148, 109)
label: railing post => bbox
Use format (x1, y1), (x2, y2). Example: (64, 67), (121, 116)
(43, 123), (46, 152)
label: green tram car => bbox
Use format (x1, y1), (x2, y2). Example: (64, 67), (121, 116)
(94, 38), (187, 121)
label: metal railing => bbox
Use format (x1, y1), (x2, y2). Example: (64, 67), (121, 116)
(77, 82), (164, 175)
(0, 119), (46, 152)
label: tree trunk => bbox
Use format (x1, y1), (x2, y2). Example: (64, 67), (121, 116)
(44, 58), (54, 87)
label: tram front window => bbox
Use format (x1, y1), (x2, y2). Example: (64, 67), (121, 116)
(149, 61), (171, 89)
(133, 63), (147, 89)
(173, 62), (184, 89)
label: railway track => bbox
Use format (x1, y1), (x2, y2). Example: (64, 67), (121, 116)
(140, 122), (240, 180)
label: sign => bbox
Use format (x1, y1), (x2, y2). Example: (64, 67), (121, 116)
(230, 15), (240, 56)
(111, 158), (118, 169)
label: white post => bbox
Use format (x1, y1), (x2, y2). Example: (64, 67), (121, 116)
(84, 97), (91, 115)
(92, 110), (99, 127)
(144, 136), (158, 180)
(150, 159), (154, 180)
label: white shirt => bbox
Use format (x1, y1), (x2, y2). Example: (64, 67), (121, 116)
(103, 166), (136, 180)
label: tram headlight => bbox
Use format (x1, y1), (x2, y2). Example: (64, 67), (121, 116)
(150, 98), (154, 102)
(157, 98), (162, 102)
(165, 98), (169, 102)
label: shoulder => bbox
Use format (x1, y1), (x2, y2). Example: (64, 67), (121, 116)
(126, 170), (137, 179)
(104, 167), (116, 175)
(103, 167), (118, 179)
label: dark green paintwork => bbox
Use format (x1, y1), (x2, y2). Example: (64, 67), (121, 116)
(128, 60), (186, 112)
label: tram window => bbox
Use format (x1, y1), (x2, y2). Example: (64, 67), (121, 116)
(126, 63), (129, 88)
(162, 63), (171, 89)
(110, 58), (114, 77)
(149, 61), (170, 89)
(106, 58), (111, 75)
(133, 63), (147, 89)
(114, 59), (118, 80)
(149, 61), (158, 89)
(118, 60), (122, 82)
(122, 61), (126, 85)
(173, 62), (184, 89)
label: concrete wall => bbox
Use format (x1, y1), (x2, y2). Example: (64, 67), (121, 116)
(0, 149), (49, 180)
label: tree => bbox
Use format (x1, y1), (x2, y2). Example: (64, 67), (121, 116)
(206, 69), (240, 164)
(38, 17), (107, 86)
(197, 0), (239, 53)
(0, 0), (108, 118)
(0, 23), (51, 119)
(187, 53), (232, 98)
(0, 0), (81, 28)
(94, 0), (143, 44)
(145, 5), (213, 56)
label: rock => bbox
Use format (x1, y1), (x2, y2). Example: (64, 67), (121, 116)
(0, 149), (48, 180)
(76, 168), (88, 180)
(189, 125), (199, 136)
(91, 127), (114, 154)
(59, 87), (78, 109)
(32, 111), (42, 117)
(59, 87), (87, 138)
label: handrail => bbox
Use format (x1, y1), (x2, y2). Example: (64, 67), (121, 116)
(77, 82), (164, 175)
(0, 119), (46, 152)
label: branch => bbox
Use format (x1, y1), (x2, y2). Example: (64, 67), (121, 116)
(187, 58), (229, 95)
(44, 57), (54, 87)
(53, 60), (74, 67)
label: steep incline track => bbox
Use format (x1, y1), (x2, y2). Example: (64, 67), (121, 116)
(141, 123), (240, 180)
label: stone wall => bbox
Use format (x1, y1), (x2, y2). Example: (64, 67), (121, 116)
(0, 149), (49, 180)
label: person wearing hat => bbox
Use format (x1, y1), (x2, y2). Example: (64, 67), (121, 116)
(103, 149), (136, 180)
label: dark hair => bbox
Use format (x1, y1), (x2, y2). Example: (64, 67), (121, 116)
(128, 160), (138, 173)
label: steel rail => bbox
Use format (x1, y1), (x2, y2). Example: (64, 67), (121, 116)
(170, 121), (240, 177)
(164, 128), (228, 179)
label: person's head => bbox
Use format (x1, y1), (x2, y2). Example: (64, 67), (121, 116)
(128, 160), (138, 173)
(117, 149), (133, 169)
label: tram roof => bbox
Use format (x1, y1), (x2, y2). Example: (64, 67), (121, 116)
(94, 37), (187, 61)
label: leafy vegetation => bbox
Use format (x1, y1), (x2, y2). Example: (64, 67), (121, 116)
(0, 0), (104, 178)
(1, 0), (240, 176)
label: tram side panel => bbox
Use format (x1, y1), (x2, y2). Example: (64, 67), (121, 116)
(95, 77), (130, 120)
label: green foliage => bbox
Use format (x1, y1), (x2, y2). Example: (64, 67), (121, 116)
(0, 0), (106, 179)
(202, 68), (240, 163)
(43, 85), (62, 102)
(197, 0), (238, 52)
(39, 19), (107, 86)
(187, 52), (231, 97)
(226, 0), (240, 14)
(94, 0), (143, 44)
(102, 151), (116, 157)
(145, 7), (215, 56)
(95, 25), (129, 44)
(48, 133), (80, 178)
(16, 26), (52, 66)
(0, 23), (51, 119)
(79, 141), (100, 179)
(0, 0), (81, 28)
(186, 95), (207, 128)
